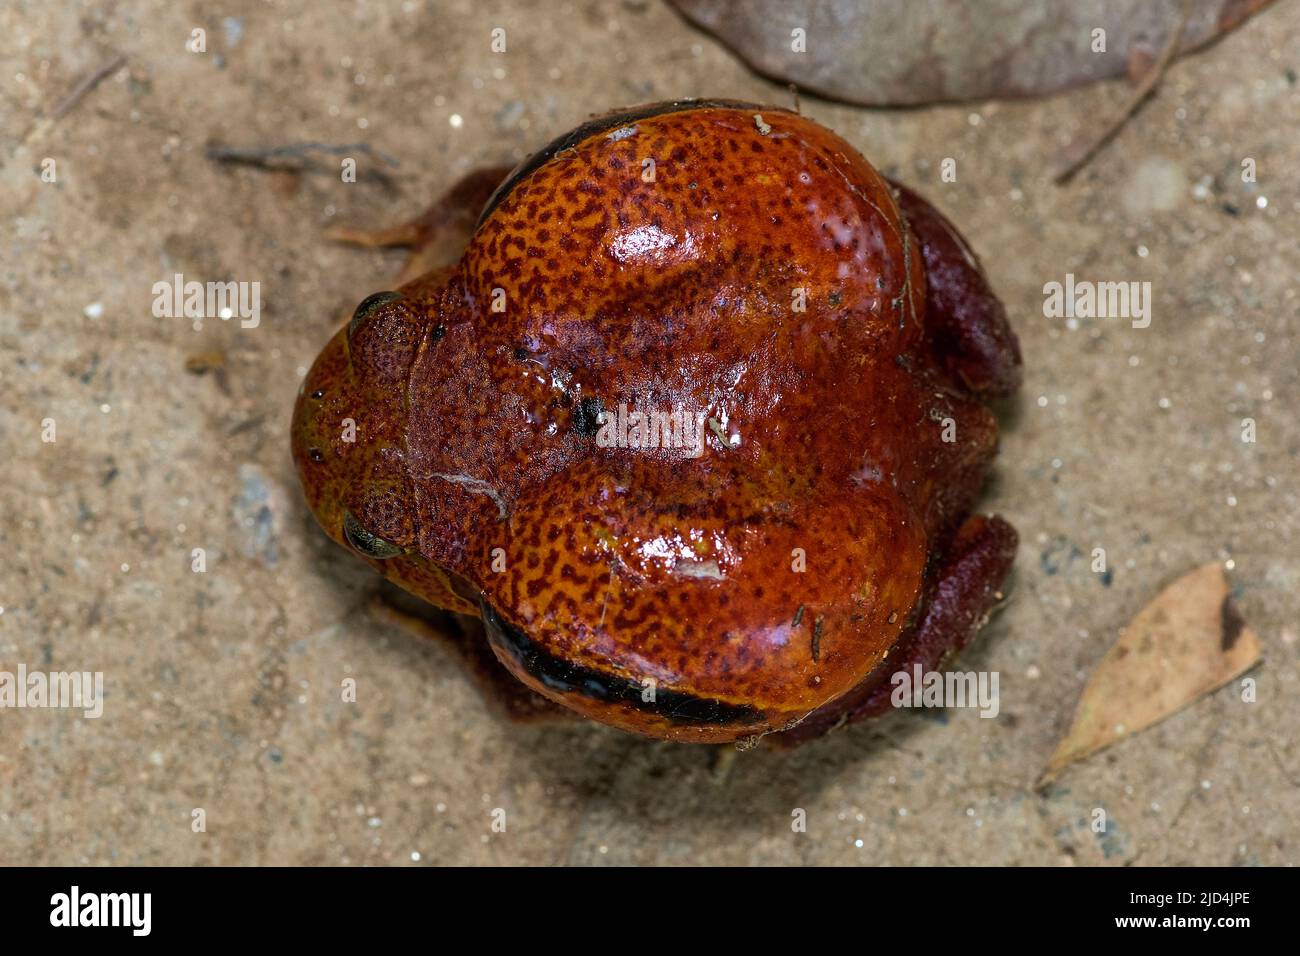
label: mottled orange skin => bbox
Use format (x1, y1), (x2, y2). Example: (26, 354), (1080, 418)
(292, 101), (1021, 745)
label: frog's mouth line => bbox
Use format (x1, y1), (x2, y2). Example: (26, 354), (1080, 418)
(480, 601), (763, 728)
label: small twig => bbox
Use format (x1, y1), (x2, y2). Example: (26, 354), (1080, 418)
(1267, 742), (1300, 789)
(50, 53), (126, 119)
(206, 141), (399, 167)
(206, 141), (401, 189)
(1052, 10), (1187, 184)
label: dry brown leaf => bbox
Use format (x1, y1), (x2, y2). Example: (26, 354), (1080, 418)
(1038, 563), (1261, 787)
(672, 0), (1276, 106)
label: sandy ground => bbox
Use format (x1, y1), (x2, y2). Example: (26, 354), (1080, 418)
(1, 0), (1296, 865)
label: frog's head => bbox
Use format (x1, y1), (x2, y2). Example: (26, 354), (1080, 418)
(291, 289), (424, 565)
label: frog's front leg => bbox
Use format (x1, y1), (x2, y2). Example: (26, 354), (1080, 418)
(327, 164), (516, 285)
(368, 586), (575, 724)
(768, 513), (1018, 748)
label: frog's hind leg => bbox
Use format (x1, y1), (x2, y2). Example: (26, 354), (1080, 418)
(368, 583), (575, 724)
(889, 180), (1023, 399)
(327, 164), (516, 286)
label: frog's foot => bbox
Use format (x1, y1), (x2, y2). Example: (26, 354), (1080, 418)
(367, 585), (574, 724)
(327, 164), (516, 286)
(891, 181), (1023, 398)
(767, 513), (1018, 748)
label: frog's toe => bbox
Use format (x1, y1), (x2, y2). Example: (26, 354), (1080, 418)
(326, 164), (517, 286)
(324, 221), (423, 248)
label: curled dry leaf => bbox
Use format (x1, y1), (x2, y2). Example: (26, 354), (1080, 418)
(672, 0), (1276, 106)
(1038, 563), (1261, 787)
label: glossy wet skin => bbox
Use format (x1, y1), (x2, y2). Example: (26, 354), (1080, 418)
(292, 101), (1021, 744)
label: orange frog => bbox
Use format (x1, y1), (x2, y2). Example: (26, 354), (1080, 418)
(292, 100), (1022, 746)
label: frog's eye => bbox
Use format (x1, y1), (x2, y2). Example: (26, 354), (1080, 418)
(348, 291), (404, 341)
(342, 509), (404, 559)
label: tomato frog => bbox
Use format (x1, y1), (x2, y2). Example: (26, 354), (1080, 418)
(291, 99), (1022, 747)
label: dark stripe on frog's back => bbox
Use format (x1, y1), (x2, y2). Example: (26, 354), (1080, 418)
(474, 98), (790, 230)
(480, 601), (762, 727)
